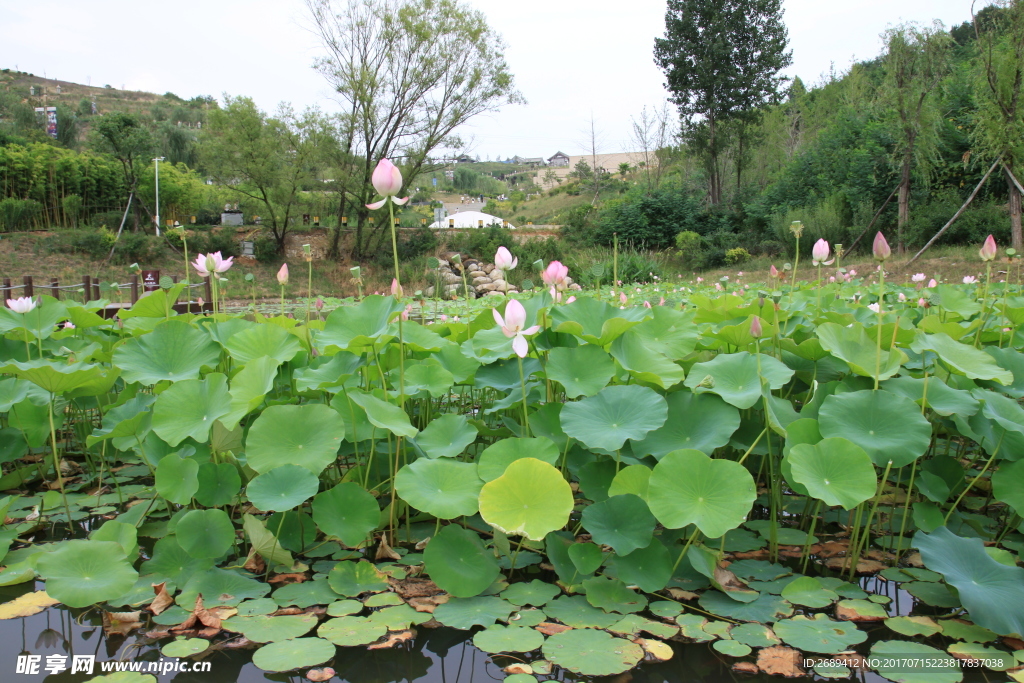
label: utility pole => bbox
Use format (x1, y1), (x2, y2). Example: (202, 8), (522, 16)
(153, 157), (165, 236)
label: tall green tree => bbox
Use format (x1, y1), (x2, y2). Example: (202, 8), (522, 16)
(972, 0), (1024, 249)
(90, 112), (153, 231)
(654, 0), (791, 204)
(306, 0), (523, 259)
(201, 97), (327, 252)
(881, 22), (953, 252)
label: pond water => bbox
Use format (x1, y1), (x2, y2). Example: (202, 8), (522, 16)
(0, 577), (1013, 683)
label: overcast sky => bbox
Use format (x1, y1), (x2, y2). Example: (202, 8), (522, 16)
(1, 0), (978, 159)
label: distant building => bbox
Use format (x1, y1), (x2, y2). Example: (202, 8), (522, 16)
(455, 154), (475, 163)
(547, 151), (570, 167)
(512, 155), (545, 167)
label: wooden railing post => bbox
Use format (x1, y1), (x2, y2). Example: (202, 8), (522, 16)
(130, 275), (139, 304)
(50, 278), (60, 300)
(82, 276), (91, 302)
(204, 277), (212, 303)
(23, 276), (33, 298)
(93, 276), (101, 302)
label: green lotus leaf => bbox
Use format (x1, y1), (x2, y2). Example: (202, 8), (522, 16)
(993, 460), (1024, 515)
(432, 596), (515, 629)
(221, 613), (318, 642)
(246, 464), (320, 512)
(684, 351), (794, 409)
(398, 361), (454, 398)
(549, 296), (646, 346)
(244, 404), (345, 474)
(236, 598), (279, 616)
(242, 514), (296, 570)
(412, 414), (478, 459)
(882, 376), (981, 417)
(947, 643), (1015, 671)
(911, 332), (1012, 384)
(251, 637), (335, 673)
(729, 622), (782, 647)
(472, 624), (545, 653)
(581, 494), (655, 555)
(35, 540), (138, 608)
(365, 604), (432, 630)
(346, 388), (418, 438)
(479, 458), (573, 541)
(176, 509), (234, 559)
(905, 580), (961, 608)
(542, 595), (619, 628)
(870, 640), (963, 683)
(713, 639), (752, 657)
(541, 628), (644, 676)
(396, 458), (482, 519)
(318, 294), (402, 351)
(630, 305), (699, 357)
(774, 614), (867, 653)
(780, 576), (838, 608)
(647, 449), (756, 537)
(915, 526), (1024, 636)
(312, 482), (380, 548)
(608, 613), (679, 639)
(225, 323), (302, 365)
(581, 575), (647, 614)
(836, 598), (888, 620)
(609, 327), (686, 389)
(818, 390), (931, 468)
(884, 616), (942, 637)
(632, 391), (740, 458)
(318, 615), (386, 646)
(697, 591), (793, 623)
(561, 384), (668, 452)
(0, 359), (113, 396)
(177, 567), (270, 607)
(113, 321), (221, 385)
(605, 538), (673, 593)
(194, 462), (241, 508)
(154, 453), (199, 505)
(272, 580), (346, 608)
(160, 637), (209, 658)
(816, 322), (906, 381)
(545, 345), (616, 398)
(139, 536), (214, 586)
(423, 524), (499, 598)
(220, 355), (279, 430)
(364, 592), (403, 607)
(786, 437), (876, 509)
(500, 580), (560, 607)
(327, 560), (388, 597)
(325, 599), (364, 617)
(940, 618), (998, 643)
(294, 352), (363, 392)
(151, 374), (231, 447)
(477, 437), (560, 482)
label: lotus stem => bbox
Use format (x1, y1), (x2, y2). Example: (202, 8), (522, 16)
(875, 266), (884, 390)
(517, 355), (530, 437)
(48, 398), (73, 527)
(893, 458), (918, 564)
(975, 261), (992, 348)
(944, 430), (1004, 525)
(671, 527), (702, 575)
(800, 499), (823, 574)
(848, 459), (893, 580)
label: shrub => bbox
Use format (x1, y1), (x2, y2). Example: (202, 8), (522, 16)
(675, 230), (704, 268)
(253, 232), (280, 263)
(110, 232), (163, 264)
(725, 247), (751, 265)
(0, 198), (42, 232)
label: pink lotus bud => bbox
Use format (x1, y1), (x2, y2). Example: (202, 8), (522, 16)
(872, 232), (891, 261)
(494, 246), (517, 271)
(979, 234), (997, 261)
(277, 263), (289, 286)
(566, 296), (576, 303)
(770, 264), (779, 278)
(541, 261), (569, 288)
(696, 277), (704, 283)
(371, 158), (403, 197)
(918, 297), (929, 308)
(643, 300), (652, 308)
(829, 276), (836, 283)
(812, 239), (831, 265)
(391, 278), (404, 299)
(315, 296), (324, 311)
(898, 292), (907, 302)
(928, 279), (937, 288)
(659, 296), (665, 306)
(620, 292), (628, 304)
(751, 316), (762, 338)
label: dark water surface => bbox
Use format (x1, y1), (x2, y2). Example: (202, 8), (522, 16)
(0, 577), (1014, 683)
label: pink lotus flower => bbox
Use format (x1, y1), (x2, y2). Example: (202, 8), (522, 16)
(277, 263), (289, 286)
(898, 292), (907, 302)
(542, 261), (569, 290)
(848, 269), (857, 277)
(566, 296), (576, 303)
(714, 282), (723, 291)
(63, 321), (75, 329)
(6, 296), (36, 313)
(365, 158), (410, 209)
(918, 297), (929, 308)
(911, 273), (926, 282)
(659, 297), (665, 306)
(927, 278), (937, 288)
(493, 299), (539, 358)
(750, 316), (762, 338)
(873, 232), (891, 261)
(494, 246), (517, 271)
(812, 239), (833, 266)
(696, 277), (704, 283)
(980, 234), (997, 262)
(829, 276), (836, 283)
(643, 300), (652, 308)
(402, 304), (412, 321)
(192, 251), (233, 277)
(868, 302), (880, 313)
(963, 275), (978, 284)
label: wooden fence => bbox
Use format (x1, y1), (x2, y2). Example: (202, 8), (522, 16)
(1, 274), (213, 317)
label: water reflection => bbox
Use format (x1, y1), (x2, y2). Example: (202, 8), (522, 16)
(0, 581), (1013, 683)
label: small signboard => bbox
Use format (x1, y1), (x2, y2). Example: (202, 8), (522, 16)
(141, 270), (160, 292)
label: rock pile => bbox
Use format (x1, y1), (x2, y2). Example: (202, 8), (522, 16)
(425, 253), (580, 298)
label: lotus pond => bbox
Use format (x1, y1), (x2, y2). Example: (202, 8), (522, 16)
(1, 263), (1024, 683)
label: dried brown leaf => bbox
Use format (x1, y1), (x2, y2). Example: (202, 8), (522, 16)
(306, 667), (336, 681)
(102, 611), (142, 636)
(148, 582), (174, 616)
(535, 622), (573, 636)
(368, 629), (415, 649)
(756, 645), (805, 677)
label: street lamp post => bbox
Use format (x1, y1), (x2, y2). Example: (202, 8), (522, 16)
(153, 157), (165, 236)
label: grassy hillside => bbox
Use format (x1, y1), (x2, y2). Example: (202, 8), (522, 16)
(0, 69), (190, 118)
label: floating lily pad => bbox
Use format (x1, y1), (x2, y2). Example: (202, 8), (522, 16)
(905, 581), (961, 608)
(501, 580), (561, 607)
(870, 640), (962, 683)
(698, 591), (793, 623)
(727, 559), (792, 582)
(272, 579), (339, 608)
(774, 614), (866, 653)
(326, 600), (364, 617)
(581, 494), (656, 555)
(423, 524), (499, 598)
(941, 618), (998, 643)
(676, 613), (715, 641)
(221, 613), (318, 642)
(246, 464), (320, 512)
(781, 576), (837, 608)
(236, 597), (279, 617)
(608, 613), (679, 639)
(35, 540), (138, 608)
(364, 592), (403, 607)
(729, 622), (781, 648)
(836, 598), (888, 621)
(327, 560), (389, 597)
(251, 637), (336, 672)
(581, 576), (647, 614)
(432, 596), (514, 629)
(506, 608), (546, 627)
(318, 615), (385, 646)
(649, 601), (683, 619)
(472, 625), (545, 653)
(947, 643), (1015, 670)
(366, 604), (431, 630)
(713, 639), (752, 657)
(395, 458), (483, 519)
(543, 595), (619, 628)
(161, 638), (209, 657)
(885, 616), (942, 637)
(178, 567), (270, 607)
(541, 628), (644, 676)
